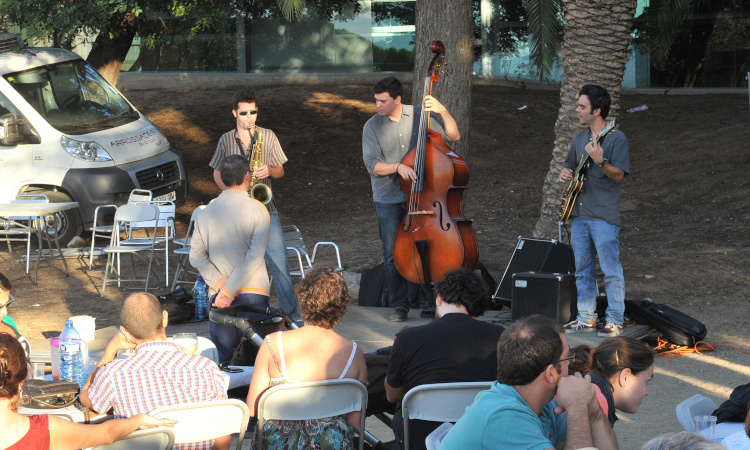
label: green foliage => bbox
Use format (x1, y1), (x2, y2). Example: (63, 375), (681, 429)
(522, 0), (562, 81)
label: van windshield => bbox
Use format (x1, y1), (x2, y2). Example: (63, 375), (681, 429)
(4, 60), (139, 134)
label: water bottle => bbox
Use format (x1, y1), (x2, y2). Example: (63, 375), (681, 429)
(59, 320), (84, 389)
(194, 276), (207, 321)
(627, 105), (648, 113)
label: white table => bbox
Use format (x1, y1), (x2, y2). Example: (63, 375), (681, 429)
(0, 202), (79, 284)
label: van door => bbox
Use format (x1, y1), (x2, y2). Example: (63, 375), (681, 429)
(0, 90), (33, 203)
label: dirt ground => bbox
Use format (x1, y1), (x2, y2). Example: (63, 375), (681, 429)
(3, 78), (750, 448)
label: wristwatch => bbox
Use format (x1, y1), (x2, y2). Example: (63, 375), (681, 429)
(598, 158), (608, 168)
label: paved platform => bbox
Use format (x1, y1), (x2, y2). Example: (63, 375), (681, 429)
(27, 304), (653, 447)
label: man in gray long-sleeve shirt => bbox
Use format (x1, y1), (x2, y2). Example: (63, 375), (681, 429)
(190, 154), (270, 363)
(362, 77), (460, 322)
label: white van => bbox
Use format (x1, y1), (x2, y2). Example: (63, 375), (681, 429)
(0, 34), (187, 246)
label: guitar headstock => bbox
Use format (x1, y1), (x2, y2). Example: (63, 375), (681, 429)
(597, 118), (617, 143)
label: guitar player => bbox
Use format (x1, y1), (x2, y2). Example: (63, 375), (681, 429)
(559, 84), (630, 338)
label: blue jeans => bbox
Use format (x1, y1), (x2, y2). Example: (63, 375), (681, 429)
(374, 202), (434, 312)
(209, 292), (270, 364)
(265, 211), (300, 319)
(571, 217), (625, 324)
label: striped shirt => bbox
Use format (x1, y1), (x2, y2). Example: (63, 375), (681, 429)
(87, 341), (227, 450)
(209, 127), (288, 212)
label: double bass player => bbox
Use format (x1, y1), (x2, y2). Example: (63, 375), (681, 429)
(362, 76), (460, 322)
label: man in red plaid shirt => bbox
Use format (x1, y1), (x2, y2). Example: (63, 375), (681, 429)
(80, 292), (228, 450)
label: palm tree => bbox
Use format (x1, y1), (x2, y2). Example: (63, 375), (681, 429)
(529, 0), (637, 239)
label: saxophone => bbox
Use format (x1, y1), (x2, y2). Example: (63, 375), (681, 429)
(248, 127), (273, 205)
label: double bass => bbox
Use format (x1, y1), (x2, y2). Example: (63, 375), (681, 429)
(393, 40), (478, 285)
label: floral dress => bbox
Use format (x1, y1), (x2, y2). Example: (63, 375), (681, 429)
(251, 332), (358, 450)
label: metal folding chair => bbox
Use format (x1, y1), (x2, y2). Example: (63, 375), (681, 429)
(171, 205), (206, 290)
(0, 194), (49, 273)
(101, 203), (160, 296)
(88, 189), (152, 269)
(256, 379), (368, 450)
(401, 381), (492, 450)
(125, 200), (176, 286)
(150, 399), (250, 450)
(282, 224), (342, 278)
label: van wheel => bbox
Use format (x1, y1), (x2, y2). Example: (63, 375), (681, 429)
(40, 191), (83, 249)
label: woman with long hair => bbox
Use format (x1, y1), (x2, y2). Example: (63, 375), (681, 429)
(246, 267), (368, 449)
(0, 333), (176, 449)
(570, 335), (655, 425)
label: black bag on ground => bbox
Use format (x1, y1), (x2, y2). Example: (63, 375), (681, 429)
(158, 286), (194, 324)
(359, 263), (389, 308)
(20, 379), (79, 409)
(712, 383), (750, 423)
(625, 298), (707, 347)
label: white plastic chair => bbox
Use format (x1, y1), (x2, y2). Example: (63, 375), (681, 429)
(282, 224), (342, 278)
(89, 427), (175, 450)
(256, 379), (368, 450)
(676, 394), (717, 431)
(88, 189), (153, 269)
(171, 205), (206, 290)
(101, 203), (160, 296)
(402, 381), (492, 450)
(0, 194), (48, 273)
(425, 421), (453, 450)
(150, 399), (250, 450)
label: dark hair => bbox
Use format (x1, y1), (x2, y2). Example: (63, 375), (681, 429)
(497, 315), (564, 386)
(220, 154), (250, 187)
(120, 292), (164, 341)
(0, 333), (28, 410)
(296, 267), (350, 328)
(434, 269), (490, 317)
(232, 89), (257, 110)
(579, 84), (611, 119)
(373, 77), (403, 100)
(0, 272), (11, 294)
(569, 336), (655, 387)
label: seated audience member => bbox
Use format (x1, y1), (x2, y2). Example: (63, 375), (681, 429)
(641, 431), (724, 450)
(246, 267), (367, 450)
(570, 336), (655, 425)
(80, 292), (228, 450)
(0, 333), (176, 450)
(385, 268), (504, 449)
(440, 315), (617, 450)
(0, 273), (30, 357)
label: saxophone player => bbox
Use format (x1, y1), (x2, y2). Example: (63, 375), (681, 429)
(208, 89), (301, 322)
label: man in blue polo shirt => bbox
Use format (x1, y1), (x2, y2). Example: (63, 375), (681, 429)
(441, 315), (617, 450)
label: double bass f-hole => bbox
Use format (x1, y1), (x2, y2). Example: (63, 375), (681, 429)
(434, 201), (451, 231)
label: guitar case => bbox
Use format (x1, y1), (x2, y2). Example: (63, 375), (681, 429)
(625, 298), (707, 347)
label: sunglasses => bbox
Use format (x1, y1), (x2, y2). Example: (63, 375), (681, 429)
(238, 110), (258, 116)
(0, 293), (14, 309)
(554, 354), (575, 364)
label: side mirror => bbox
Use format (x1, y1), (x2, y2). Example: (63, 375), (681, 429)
(0, 113), (39, 145)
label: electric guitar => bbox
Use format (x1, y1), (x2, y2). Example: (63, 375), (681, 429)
(559, 118), (617, 222)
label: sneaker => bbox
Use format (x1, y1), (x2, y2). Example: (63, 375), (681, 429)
(598, 322), (624, 337)
(389, 309), (407, 322)
(563, 319), (597, 334)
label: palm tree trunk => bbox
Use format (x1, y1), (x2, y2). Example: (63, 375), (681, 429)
(533, 0), (636, 240)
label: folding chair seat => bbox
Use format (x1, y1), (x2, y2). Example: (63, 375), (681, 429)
(150, 399), (250, 450)
(401, 381), (492, 450)
(101, 203), (160, 296)
(256, 379), (368, 450)
(282, 224), (342, 278)
(171, 205), (206, 290)
(89, 427), (175, 450)
(0, 194), (49, 273)
(88, 189), (152, 269)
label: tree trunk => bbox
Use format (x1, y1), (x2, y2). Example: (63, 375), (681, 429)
(532, 0), (636, 240)
(86, 12), (138, 86)
(413, 0), (474, 158)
